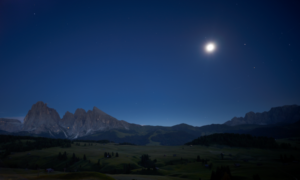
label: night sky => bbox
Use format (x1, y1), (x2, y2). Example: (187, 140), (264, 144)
(1, 0), (300, 126)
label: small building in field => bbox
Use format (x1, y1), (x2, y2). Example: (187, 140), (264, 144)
(234, 163), (240, 167)
(46, 168), (54, 173)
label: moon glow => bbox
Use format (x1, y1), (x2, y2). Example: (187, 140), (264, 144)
(205, 43), (215, 53)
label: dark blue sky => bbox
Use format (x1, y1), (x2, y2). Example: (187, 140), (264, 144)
(1, 0), (299, 126)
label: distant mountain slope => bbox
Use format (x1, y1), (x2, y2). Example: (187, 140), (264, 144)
(224, 105), (300, 126)
(0, 118), (22, 132)
(151, 131), (197, 146)
(185, 133), (279, 149)
(77, 129), (151, 145)
(75, 124), (269, 145)
(246, 120), (300, 138)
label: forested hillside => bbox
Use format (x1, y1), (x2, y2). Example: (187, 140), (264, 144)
(0, 135), (71, 158)
(185, 133), (296, 149)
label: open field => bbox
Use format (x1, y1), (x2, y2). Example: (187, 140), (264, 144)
(1, 140), (300, 180)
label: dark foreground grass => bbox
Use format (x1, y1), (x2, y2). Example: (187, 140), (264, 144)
(34, 172), (115, 180)
(1, 138), (300, 180)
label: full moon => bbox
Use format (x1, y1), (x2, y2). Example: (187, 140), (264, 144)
(205, 43), (215, 53)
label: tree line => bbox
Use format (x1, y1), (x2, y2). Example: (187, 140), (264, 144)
(104, 152), (119, 158)
(185, 133), (296, 149)
(0, 135), (71, 157)
(73, 139), (112, 144)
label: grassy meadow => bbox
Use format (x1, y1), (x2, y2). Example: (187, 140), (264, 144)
(1, 139), (300, 180)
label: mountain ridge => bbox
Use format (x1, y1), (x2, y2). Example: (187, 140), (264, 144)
(0, 102), (299, 145)
(224, 105), (300, 126)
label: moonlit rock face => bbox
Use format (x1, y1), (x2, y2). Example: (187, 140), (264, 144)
(22, 101), (63, 133)
(59, 106), (130, 138)
(206, 43), (215, 52)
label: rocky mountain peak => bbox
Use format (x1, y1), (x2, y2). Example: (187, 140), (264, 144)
(22, 101), (64, 134)
(64, 111), (73, 116)
(74, 108), (86, 117)
(25, 101), (52, 119)
(93, 106), (100, 111)
(61, 111), (75, 121)
(92, 106), (109, 116)
(93, 106), (103, 113)
(24, 101), (60, 123)
(60, 111), (75, 131)
(33, 101), (46, 107)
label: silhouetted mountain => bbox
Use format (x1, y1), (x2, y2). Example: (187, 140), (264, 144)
(0, 118), (22, 132)
(224, 105), (300, 126)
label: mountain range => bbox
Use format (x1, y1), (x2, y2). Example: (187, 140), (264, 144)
(224, 105), (300, 126)
(0, 101), (299, 145)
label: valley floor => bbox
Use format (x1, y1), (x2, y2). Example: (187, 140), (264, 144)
(1, 139), (300, 180)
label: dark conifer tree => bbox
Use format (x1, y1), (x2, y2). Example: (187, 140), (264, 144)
(210, 171), (216, 180)
(284, 154), (287, 162)
(253, 174), (261, 180)
(197, 155), (200, 162)
(152, 164), (156, 171)
(63, 151), (67, 160)
(58, 152), (62, 160)
(83, 154), (86, 161)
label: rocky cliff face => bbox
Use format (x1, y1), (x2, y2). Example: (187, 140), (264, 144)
(20, 101), (130, 138)
(60, 106), (130, 138)
(60, 108), (86, 138)
(224, 105), (300, 126)
(0, 118), (22, 132)
(22, 101), (66, 135)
